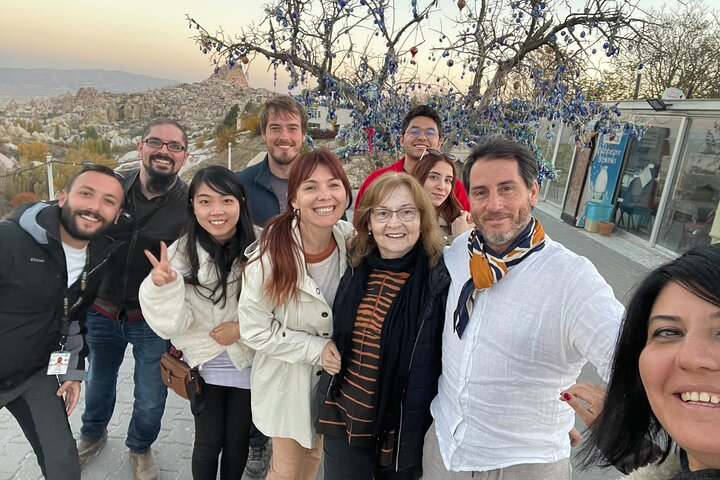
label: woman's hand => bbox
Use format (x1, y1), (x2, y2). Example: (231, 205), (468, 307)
(144, 241), (177, 286)
(451, 211), (474, 236)
(210, 322), (241, 346)
(560, 382), (606, 428)
(321, 341), (342, 375)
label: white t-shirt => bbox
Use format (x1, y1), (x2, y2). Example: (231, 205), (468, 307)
(62, 242), (87, 287)
(431, 233), (624, 472)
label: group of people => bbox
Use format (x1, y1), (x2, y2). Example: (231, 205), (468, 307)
(0, 94), (717, 480)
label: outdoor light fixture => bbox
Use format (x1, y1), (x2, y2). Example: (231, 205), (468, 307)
(647, 98), (672, 111)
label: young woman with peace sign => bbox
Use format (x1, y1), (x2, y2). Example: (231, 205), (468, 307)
(139, 166), (257, 479)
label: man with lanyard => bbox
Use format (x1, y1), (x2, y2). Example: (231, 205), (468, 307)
(0, 164), (124, 480)
(236, 94), (309, 476)
(423, 138), (623, 479)
(77, 118), (189, 480)
(355, 104), (470, 212)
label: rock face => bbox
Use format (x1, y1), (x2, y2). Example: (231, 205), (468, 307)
(0, 70), (270, 145)
(207, 65), (249, 88)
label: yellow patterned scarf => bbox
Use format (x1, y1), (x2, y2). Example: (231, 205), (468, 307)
(453, 218), (546, 338)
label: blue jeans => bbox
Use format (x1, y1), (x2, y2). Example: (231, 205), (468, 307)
(80, 307), (168, 453)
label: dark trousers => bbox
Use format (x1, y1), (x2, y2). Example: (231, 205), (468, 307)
(323, 435), (422, 480)
(0, 372), (80, 480)
(192, 383), (252, 480)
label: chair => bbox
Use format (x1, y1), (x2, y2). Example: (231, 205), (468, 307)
(616, 177), (656, 230)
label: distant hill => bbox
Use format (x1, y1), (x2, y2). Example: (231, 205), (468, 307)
(0, 68), (180, 98)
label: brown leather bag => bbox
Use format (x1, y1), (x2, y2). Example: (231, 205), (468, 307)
(159, 352), (201, 400)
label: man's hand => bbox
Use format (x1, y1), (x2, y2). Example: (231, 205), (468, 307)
(569, 426), (583, 448)
(451, 210), (474, 236)
(56, 380), (81, 416)
(144, 241), (177, 286)
(321, 341), (341, 375)
(209, 322), (241, 346)
(560, 382), (606, 427)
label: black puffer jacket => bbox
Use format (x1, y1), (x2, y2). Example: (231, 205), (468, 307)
(0, 203), (120, 391)
(318, 256), (450, 472)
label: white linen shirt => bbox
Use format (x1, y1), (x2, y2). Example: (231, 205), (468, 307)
(431, 231), (624, 472)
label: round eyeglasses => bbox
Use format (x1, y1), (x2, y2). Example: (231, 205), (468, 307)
(404, 126), (439, 139)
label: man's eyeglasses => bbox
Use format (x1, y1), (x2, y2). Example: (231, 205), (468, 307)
(419, 148), (457, 162)
(143, 138), (186, 153)
(371, 207), (418, 223)
(404, 126), (439, 139)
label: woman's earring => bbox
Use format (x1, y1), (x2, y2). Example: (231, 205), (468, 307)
(368, 230), (373, 237)
(293, 208), (300, 218)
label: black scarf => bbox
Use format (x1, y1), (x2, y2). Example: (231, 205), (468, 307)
(332, 243), (428, 436)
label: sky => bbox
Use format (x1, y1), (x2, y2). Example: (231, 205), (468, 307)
(1, 0), (663, 92)
(1, 1), (275, 87)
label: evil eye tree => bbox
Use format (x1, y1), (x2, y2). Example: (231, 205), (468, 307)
(186, 0), (646, 182)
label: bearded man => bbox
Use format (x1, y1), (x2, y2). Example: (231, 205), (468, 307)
(422, 138), (624, 480)
(0, 164), (124, 480)
(77, 118), (189, 480)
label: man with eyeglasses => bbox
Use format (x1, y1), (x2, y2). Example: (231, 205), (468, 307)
(0, 164), (124, 480)
(355, 105), (470, 212)
(77, 118), (189, 480)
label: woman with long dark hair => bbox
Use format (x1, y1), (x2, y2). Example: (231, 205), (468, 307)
(411, 149), (473, 244)
(238, 148), (354, 480)
(139, 166), (256, 479)
(570, 244), (720, 479)
(315, 173), (449, 480)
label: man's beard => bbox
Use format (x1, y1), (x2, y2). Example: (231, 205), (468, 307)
(146, 153), (178, 193)
(474, 203), (533, 252)
(60, 205), (109, 241)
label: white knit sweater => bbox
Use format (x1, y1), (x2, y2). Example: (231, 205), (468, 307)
(139, 235), (254, 370)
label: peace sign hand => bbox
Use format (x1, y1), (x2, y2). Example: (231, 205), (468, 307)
(144, 241), (177, 286)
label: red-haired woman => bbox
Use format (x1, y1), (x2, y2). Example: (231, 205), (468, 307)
(238, 148), (354, 480)
(412, 149), (473, 244)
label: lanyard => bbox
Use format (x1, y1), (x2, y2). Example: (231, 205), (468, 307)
(59, 249), (90, 351)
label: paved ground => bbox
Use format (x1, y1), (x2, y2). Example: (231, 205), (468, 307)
(0, 200), (674, 480)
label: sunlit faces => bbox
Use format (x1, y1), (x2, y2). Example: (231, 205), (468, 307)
(138, 123), (188, 192)
(58, 171), (123, 243)
(192, 183), (241, 243)
(400, 116), (441, 164)
(423, 159), (454, 207)
(468, 158), (538, 253)
(639, 282), (720, 471)
(262, 110), (305, 167)
(292, 163), (347, 233)
(369, 185), (421, 259)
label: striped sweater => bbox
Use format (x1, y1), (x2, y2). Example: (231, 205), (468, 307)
(317, 269), (409, 446)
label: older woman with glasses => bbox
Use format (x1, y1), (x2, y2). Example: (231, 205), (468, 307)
(411, 148), (473, 244)
(315, 173), (449, 480)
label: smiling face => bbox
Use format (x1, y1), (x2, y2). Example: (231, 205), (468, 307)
(291, 163), (347, 234)
(137, 123), (188, 193)
(369, 185), (421, 259)
(400, 116), (441, 167)
(639, 282), (720, 471)
(192, 182), (241, 243)
(58, 171), (123, 246)
(422, 158), (454, 208)
(468, 158), (539, 253)
(262, 109), (305, 169)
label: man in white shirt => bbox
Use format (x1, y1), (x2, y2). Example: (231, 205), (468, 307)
(423, 138), (623, 479)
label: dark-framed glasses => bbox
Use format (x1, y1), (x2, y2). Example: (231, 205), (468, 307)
(405, 126), (439, 139)
(371, 207), (418, 223)
(143, 138), (186, 153)
(420, 148), (456, 162)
